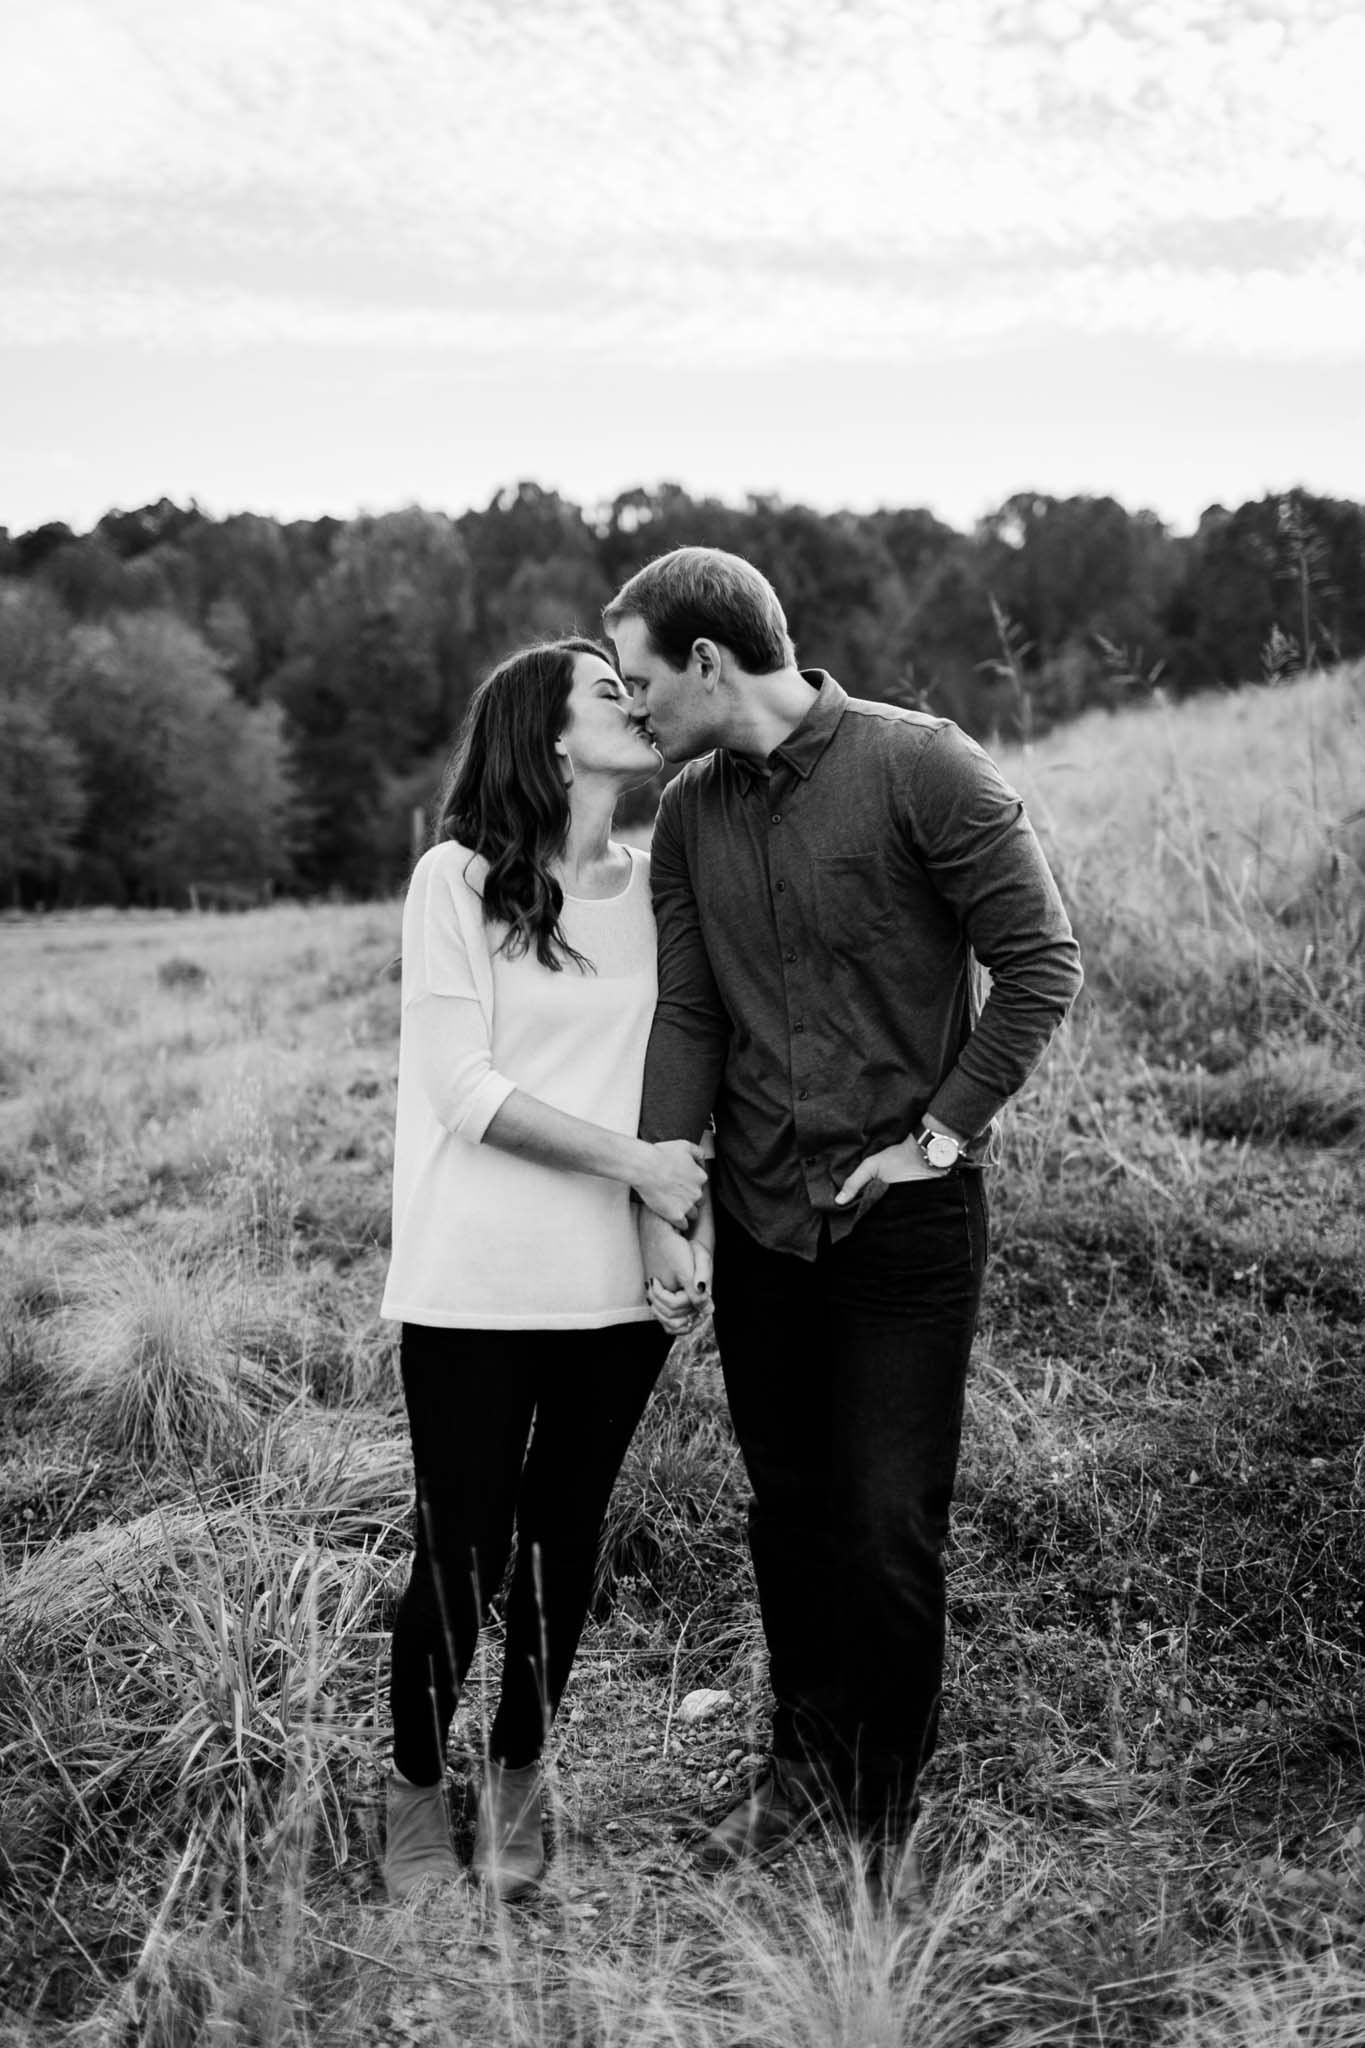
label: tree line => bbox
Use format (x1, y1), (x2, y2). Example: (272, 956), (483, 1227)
(2, 482), (1363, 905)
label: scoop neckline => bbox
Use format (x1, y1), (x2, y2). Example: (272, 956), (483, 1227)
(560, 845), (639, 905)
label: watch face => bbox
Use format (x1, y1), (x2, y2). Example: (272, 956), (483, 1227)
(925, 1133), (959, 1169)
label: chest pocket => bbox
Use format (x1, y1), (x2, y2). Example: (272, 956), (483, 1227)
(814, 852), (896, 940)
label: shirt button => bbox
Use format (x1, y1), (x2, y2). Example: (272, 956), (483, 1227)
(798, 1088), (810, 1101)
(775, 880), (786, 893)
(794, 1021), (805, 1033)
(770, 812), (782, 824)
(784, 949), (797, 963)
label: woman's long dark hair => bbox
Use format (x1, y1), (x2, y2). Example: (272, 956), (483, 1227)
(433, 636), (610, 971)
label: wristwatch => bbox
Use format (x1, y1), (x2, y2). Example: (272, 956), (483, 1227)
(914, 1126), (964, 1172)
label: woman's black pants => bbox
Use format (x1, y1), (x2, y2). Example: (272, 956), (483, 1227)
(389, 1319), (667, 1786)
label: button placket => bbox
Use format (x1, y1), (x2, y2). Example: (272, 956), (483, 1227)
(769, 767), (812, 1131)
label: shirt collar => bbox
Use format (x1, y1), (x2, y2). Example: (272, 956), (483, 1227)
(726, 671), (847, 792)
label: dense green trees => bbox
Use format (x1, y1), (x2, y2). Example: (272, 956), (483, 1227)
(1171, 495), (1365, 689)
(0, 698), (86, 904)
(270, 508), (475, 892)
(0, 588), (88, 904)
(1, 482), (1361, 903)
(0, 590), (291, 905)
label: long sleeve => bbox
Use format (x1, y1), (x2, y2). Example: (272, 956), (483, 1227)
(905, 724), (1083, 1138)
(639, 778), (730, 1143)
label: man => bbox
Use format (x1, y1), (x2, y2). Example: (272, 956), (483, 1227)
(604, 547), (1082, 1890)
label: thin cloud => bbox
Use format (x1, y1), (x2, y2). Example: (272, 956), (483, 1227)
(0, 0), (1362, 362)
(4, 241), (1363, 366)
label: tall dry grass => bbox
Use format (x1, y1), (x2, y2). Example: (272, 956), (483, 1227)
(0, 669), (1361, 2043)
(998, 662), (1364, 1083)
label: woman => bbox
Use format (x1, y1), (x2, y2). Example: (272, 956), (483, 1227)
(378, 636), (707, 1906)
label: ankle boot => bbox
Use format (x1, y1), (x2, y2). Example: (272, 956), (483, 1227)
(696, 1754), (831, 1870)
(472, 1759), (545, 1902)
(383, 1773), (458, 1904)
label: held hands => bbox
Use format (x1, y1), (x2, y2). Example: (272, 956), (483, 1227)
(639, 1206), (713, 1338)
(631, 1139), (708, 1229)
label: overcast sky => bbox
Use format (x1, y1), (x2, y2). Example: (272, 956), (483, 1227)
(2, 0), (1363, 537)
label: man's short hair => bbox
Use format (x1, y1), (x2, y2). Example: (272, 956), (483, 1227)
(604, 547), (795, 674)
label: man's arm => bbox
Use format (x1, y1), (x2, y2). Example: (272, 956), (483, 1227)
(639, 780), (729, 1297)
(837, 730), (1080, 1206)
(909, 723), (1083, 1139)
(639, 778), (729, 1143)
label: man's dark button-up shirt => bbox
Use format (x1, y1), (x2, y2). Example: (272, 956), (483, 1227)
(640, 672), (1083, 1259)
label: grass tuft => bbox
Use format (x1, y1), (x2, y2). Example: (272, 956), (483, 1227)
(48, 1242), (293, 1472)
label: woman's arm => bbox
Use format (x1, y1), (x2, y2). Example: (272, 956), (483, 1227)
(405, 994), (705, 1227)
(480, 1088), (707, 1229)
(403, 851), (706, 1227)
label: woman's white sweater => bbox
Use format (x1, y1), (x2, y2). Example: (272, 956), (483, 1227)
(380, 838), (658, 1329)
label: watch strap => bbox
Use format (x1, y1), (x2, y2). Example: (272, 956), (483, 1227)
(915, 1125), (963, 1170)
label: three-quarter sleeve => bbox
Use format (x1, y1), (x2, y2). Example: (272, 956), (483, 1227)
(400, 847), (516, 1141)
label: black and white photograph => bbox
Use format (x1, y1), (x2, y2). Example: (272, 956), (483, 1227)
(1, 3), (1362, 2042)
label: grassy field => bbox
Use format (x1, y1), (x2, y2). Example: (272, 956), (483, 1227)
(1, 665), (1362, 2046)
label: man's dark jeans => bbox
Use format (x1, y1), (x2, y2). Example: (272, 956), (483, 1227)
(712, 1171), (987, 1831)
